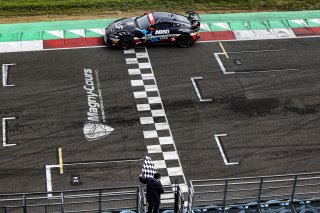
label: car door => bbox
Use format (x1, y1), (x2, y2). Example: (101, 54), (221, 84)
(154, 22), (172, 43)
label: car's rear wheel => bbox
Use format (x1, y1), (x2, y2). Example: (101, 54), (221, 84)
(177, 34), (193, 48)
(119, 36), (135, 50)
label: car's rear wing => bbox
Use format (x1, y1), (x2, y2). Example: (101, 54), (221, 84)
(186, 11), (200, 29)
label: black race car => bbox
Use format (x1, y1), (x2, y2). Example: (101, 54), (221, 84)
(104, 11), (200, 49)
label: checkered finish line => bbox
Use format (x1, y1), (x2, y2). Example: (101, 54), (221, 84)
(124, 47), (187, 192)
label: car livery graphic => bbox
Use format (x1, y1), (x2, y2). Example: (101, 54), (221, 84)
(104, 11), (200, 49)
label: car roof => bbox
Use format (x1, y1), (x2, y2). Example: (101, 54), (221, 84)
(152, 12), (190, 24)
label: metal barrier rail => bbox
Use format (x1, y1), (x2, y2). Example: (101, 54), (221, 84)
(0, 185), (184, 213)
(0, 186), (140, 213)
(3, 172), (320, 213)
(189, 172), (320, 212)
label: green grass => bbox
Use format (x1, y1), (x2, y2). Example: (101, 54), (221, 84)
(0, 0), (319, 17)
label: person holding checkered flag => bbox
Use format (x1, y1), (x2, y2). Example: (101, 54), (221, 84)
(139, 156), (164, 213)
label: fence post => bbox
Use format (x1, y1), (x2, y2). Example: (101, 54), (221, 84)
(222, 180), (228, 213)
(290, 175), (298, 213)
(188, 185), (194, 213)
(136, 187), (139, 213)
(23, 194), (27, 213)
(174, 182), (179, 213)
(99, 189), (102, 213)
(290, 175), (298, 203)
(60, 193), (64, 213)
(257, 177), (263, 213)
(257, 177), (263, 204)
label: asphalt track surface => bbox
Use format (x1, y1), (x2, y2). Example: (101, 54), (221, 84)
(0, 37), (320, 193)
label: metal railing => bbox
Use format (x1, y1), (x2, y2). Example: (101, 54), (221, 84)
(0, 186), (140, 213)
(0, 184), (184, 213)
(188, 172), (320, 212)
(2, 172), (320, 213)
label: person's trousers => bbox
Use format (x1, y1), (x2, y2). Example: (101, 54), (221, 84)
(147, 202), (160, 213)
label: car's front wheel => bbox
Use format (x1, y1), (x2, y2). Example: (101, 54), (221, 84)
(177, 34), (193, 48)
(119, 36), (135, 50)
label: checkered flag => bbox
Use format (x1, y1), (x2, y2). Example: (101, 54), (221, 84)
(142, 156), (157, 178)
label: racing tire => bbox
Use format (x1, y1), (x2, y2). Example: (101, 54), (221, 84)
(119, 36), (135, 50)
(177, 34), (193, 48)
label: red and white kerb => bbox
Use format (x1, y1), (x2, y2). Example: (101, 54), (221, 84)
(147, 13), (156, 25)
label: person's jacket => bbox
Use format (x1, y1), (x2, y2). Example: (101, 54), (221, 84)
(139, 176), (164, 204)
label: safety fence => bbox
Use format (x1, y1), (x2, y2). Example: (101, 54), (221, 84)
(189, 172), (320, 212)
(1, 172), (320, 213)
(0, 185), (183, 213)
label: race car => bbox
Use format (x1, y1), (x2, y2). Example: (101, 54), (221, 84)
(104, 11), (200, 49)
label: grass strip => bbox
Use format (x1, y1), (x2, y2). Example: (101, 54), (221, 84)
(0, 0), (320, 17)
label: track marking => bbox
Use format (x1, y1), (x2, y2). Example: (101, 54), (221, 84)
(2, 117), (17, 147)
(214, 49), (299, 75)
(124, 47), (188, 192)
(214, 53), (234, 74)
(218, 42), (229, 59)
(45, 164), (59, 197)
(236, 68), (299, 73)
(227, 49), (286, 54)
(214, 134), (239, 166)
(191, 77), (212, 102)
(2, 64), (16, 87)
(45, 158), (143, 196)
(58, 148), (63, 175)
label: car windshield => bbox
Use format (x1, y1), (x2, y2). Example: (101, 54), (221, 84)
(136, 15), (151, 29)
(175, 14), (191, 24)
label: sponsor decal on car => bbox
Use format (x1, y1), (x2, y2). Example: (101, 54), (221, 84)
(155, 30), (170, 35)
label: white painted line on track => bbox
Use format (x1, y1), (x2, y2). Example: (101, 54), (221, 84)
(137, 104), (151, 111)
(148, 96), (161, 104)
(2, 117), (17, 147)
(63, 159), (144, 166)
(143, 130), (158, 138)
(214, 134), (239, 166)
(145, 85), (158, 92)
(139, 62), (152, 69)
(235, 68), (299, 74)
(227, 49), (286, 54)
(45, 159), (143, 195)
(133, 91), (148, 98)
(131, 79), (144, 86)
(214, 53), (234, 74)
(124, 49), (136, 54)
(214, 49), (299, 74)
(2, 64), (16, 87)
(191, 77), (212, 102)
(140, 117), (154, 124)
(128, 68), (141, 75)
(155, 122), (169, 130)
(147, 145), (162, 153)
(126, 58), (138, 64)
(151, 109), (166, 117)
(46, 164), (59, 197)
